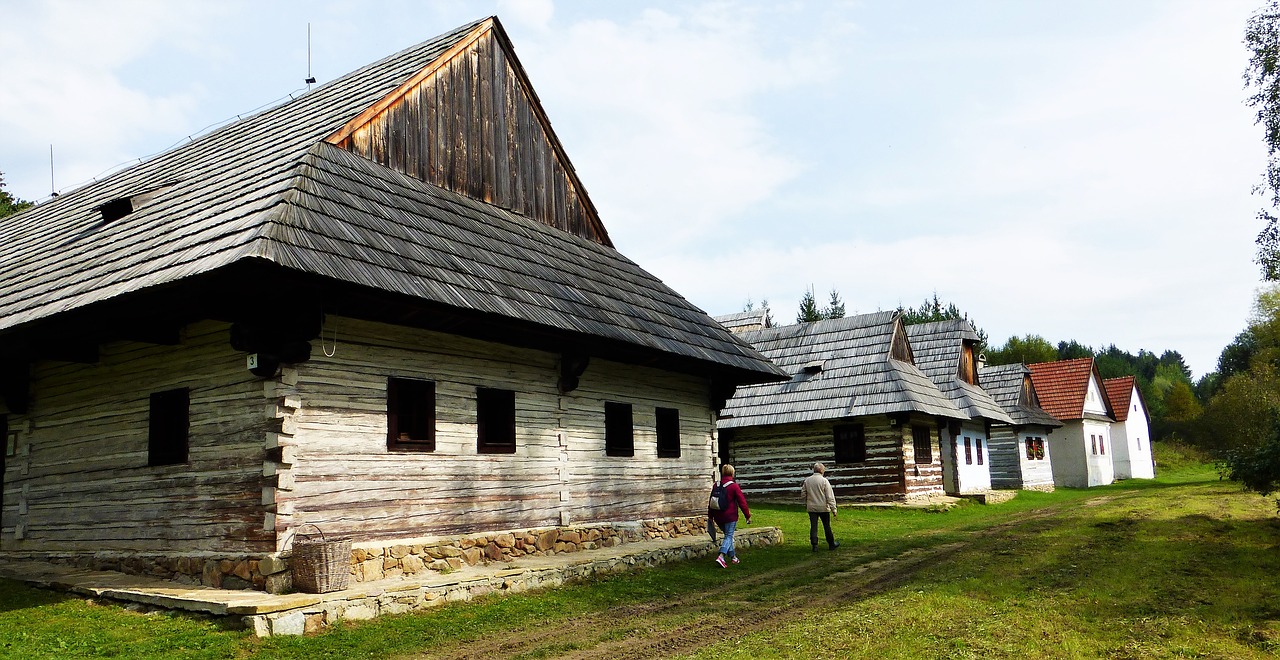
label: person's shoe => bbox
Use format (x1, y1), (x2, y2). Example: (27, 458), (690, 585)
(731, 556), (740, 564)
(830, 541), (841, 550)
(716, 554), (727, 568)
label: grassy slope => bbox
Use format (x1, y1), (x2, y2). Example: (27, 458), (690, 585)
(0, 443), (1275, 659)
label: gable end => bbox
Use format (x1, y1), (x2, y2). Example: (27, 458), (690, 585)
(326, 17), (610, 246)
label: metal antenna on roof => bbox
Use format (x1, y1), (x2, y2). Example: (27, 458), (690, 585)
(49, 145), (58, 197)
(305, 23), (317, 89)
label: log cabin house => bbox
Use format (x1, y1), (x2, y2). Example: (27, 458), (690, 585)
(905, 321), (1013, 496)
(715, 312), (969, 502)
(1028, 358), (1117, 488)
(977, 363), (1062, 491)
(0, 17), (787, 590)
(1103, 376), (1155, 480)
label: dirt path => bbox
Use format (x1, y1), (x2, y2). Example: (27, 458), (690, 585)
(408, 499), (1096, 660)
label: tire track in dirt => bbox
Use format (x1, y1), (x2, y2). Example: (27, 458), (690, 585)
(412, 497), (1108, 659)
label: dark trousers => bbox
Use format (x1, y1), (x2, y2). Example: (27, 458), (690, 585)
(809, 511), (835, 548)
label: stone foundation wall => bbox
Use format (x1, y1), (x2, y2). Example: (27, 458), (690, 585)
(327, 516), (706, 592)
(2, 515), (709, 594)
(248, 526), (784, 636)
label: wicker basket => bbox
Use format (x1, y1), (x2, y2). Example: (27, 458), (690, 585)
(287, 524), (352, 594)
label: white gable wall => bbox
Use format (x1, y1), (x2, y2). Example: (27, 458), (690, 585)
(1050, 419), (1115, 488)
(1112, 385), (1155, 479)
(1016, 429), (1055, 490)
(941, 420), (992, 494)
(1083, 420), (1115, 486)
(1083, 376), (1108, 416)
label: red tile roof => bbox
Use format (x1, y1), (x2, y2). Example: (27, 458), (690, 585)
(1027, 358), (1096, 421)
(1103, 376), (1136, 423)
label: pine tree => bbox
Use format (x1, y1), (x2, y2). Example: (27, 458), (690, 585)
(796, 288), (823, 323)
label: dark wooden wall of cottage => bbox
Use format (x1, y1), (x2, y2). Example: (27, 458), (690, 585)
(332, 28), (608, 245)
(280, 317), (713, 546)
(724, 415), (943, 503)
(1, 322), (272, 553)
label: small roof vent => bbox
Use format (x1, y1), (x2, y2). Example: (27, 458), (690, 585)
(97, 182), (178, 223)
(802, 360), (824, 374)
(98, 197), (134, 223)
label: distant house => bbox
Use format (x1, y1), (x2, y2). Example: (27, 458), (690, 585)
(1103, 376), (1155, 479)
(713, 311), (771, 335)
(0, 17), (785, 589)
(717, 312), (968, 502)
(1028, 358), (1117, 488)
(906, 321), (1013, 496)
(978, 363), (1063, 491)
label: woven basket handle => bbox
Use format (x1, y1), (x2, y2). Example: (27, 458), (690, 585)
(280, 522), (327, 551)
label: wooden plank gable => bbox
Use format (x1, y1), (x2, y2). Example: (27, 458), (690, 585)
(327, 18), (609, 246)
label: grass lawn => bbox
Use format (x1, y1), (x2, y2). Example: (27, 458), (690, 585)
(1, 443), (1277, 659)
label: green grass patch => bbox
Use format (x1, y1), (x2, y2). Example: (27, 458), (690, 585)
(0, 458), (1275, 659)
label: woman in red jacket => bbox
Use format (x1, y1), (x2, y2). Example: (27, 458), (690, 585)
(710, 464), (751, 567)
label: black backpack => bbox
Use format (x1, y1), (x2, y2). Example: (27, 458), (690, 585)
(708, 479), (732, 511)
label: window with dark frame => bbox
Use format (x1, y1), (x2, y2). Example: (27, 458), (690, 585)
(963, 437), (972, 465)
(476, 387), (516, 454)
(1026, 437), (1035, 460)
(604, 402), (634, 457)
(148, 388), (190, 466)
(1099, 436), (1106, 455)
(912, 425), (932, 464)
(833, 424), (866, 463)
(1091, 435), (1097, 455)
(387, 377), (436, 452)
(655, 407), (681, 458)
(976, 438), (984, 465)
(1035, 438), (1045, 460)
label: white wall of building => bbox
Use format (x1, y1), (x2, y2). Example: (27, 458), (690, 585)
(1111, 385), (1155, 479)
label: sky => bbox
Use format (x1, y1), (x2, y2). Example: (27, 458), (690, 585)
(0, 0), (1268, 377)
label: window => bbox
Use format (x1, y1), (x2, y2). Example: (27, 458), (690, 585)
(1090, 435), (1097, 455)
(833, 424), (866, 463)
(976, 438), (984, 465)
(912, 425), (932, 464)
(387, 378), (435, 451)
(1137, 437), (1143, 451)
(960, 342), (977, 384)
(477, 388), (516, 454)
(655, 407), (680, 458)
(604, 402), (634, 457)
(1099, 436), (1106, 455)
(1026, 437), (1045, 461)
(148, 388), (190, 466)
(963, 437), (973, 465)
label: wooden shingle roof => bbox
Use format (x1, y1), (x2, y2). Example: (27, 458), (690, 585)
(718, 312), (967, 429)
(906, 320), (1012, 424)
(978, 363), (1063, 428)
(1103, 376), (1137, 423)
(0, 17), (785, 384)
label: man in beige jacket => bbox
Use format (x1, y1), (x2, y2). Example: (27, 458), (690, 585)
(802, 463), (839, 552)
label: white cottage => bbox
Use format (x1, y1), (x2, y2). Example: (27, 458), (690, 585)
(906, 321), (1013, 496)
(1103, 376), (1155, 479)
(0, 17), (786, 590)
(1028, 358), (1117, 488)
(978, 363), (1062, 491)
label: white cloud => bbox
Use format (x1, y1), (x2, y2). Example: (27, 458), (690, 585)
(0, 1), (225, 198)
(511, 5), (839, 251)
